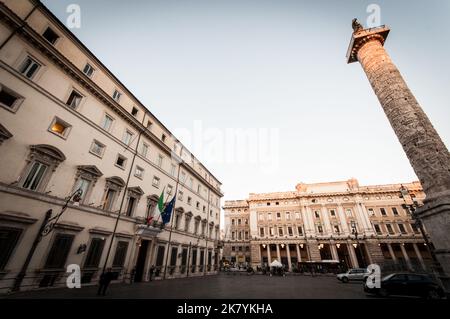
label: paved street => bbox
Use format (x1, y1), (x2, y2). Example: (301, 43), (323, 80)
(2, 273), (373, 299)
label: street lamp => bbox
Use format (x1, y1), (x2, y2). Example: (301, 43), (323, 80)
(399, 185), (444, 275)
(41, 188), (83, 236)
(350, 220), (367, 268)
(13, 188), (83, 291)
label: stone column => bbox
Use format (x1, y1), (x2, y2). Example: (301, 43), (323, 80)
(296, 244), (302, 262)
(321, 205), (333, 234)
(337, 205), (350, 235)
(330, 243), (339, 261)
(400, 244), (413, 271)
(347, 21), (450, 289)
(276, 244), (281, 262)
(413, 243), (426, 270)
(286, 244), (292, 271)
(348, 242), (359, 268)
(387, 243), (398, 264)
(266, 244), (271, 264)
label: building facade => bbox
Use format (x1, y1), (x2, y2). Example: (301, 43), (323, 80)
(223, 179), (433, 273)
(0, 0), (222, 293)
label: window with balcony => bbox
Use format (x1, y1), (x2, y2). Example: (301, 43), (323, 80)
(386, 224), (394, 235)
(288, 227), (293, 236)
(374, 224), (382, 235)
(398, 223), (407, 234)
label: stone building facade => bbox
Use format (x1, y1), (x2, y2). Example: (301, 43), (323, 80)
(223, 179), (433, 273)
(0, 0), (222, 293)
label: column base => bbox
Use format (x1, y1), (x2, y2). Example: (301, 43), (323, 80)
(416, 193), (450, 292)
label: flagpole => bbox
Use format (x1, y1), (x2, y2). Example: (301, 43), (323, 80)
(162, 147), (183, 279)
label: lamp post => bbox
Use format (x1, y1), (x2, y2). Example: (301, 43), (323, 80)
(399, 186), (444, 276)
(350, 220), (366, 268)
(12, 188), (83, 291)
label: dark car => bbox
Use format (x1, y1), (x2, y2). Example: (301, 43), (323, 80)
(364, 273), (445, 299)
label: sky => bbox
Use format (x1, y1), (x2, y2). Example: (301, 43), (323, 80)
(43, 0), (450, 203)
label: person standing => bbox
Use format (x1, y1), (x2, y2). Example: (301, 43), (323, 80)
(149, 265), (155, 281)
(97, 268), (114, 296)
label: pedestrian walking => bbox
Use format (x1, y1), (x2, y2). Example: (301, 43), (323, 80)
(97, 268), (114, 296)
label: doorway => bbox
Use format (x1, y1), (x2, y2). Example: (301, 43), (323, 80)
(134, 239), (150, 282)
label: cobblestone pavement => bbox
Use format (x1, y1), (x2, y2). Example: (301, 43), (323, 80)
(2, 273), (376, 299)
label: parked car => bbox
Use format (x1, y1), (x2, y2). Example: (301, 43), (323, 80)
(337, 268), (370, 283)
(364, 273), (445, 299)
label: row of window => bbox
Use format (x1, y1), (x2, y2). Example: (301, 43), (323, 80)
(368, 207), (403, 217)
(0, 225), (129, 278)
(373, 222), (419, 236)
(230, 218), (248, 226)
(39, 25), (222, 192)
(230, 231), (250, 240)
(1, 48), (220, 201)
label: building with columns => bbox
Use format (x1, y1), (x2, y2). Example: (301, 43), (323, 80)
(223, 179), (433, 273)
(0, 0), (222, 293)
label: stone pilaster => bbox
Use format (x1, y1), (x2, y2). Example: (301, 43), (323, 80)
(365, 239), (384, 265)
(250, 241), (261, 267)
(307, 240), (321, 262)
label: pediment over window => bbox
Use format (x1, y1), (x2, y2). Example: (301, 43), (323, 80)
(202, 218), (208, 224)
(77, 165), (103, 178)
(128, 186), (144, 196)
(147, 194), (159, 202)
(30, 144), (66, 162)
(185, 211), (193, 218)
(0, 123), (13, 144)
(106, 176), (125, 188)
(209, 221), (215, 227)
(194, 215), (202, 221)
(175, 207), (184, 214)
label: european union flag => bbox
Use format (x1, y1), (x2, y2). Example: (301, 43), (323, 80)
(161, 196), (175, 224)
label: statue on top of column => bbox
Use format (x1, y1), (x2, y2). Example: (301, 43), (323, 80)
(352, 18), (364, 32)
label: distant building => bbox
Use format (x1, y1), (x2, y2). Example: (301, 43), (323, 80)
(0, 0), (222, 293)
(223, 179), (432, 273)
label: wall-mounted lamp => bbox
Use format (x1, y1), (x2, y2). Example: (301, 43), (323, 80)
(280, 244), (285, 248)
(299, 244), (304, 249)
(352, 243), (357, 248)
(336, 243), (341, 249)
(262, 244), (266, 248)
(77, 244), (87, 254)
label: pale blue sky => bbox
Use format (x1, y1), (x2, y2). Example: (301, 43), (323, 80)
(43, 0), (450, 201)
